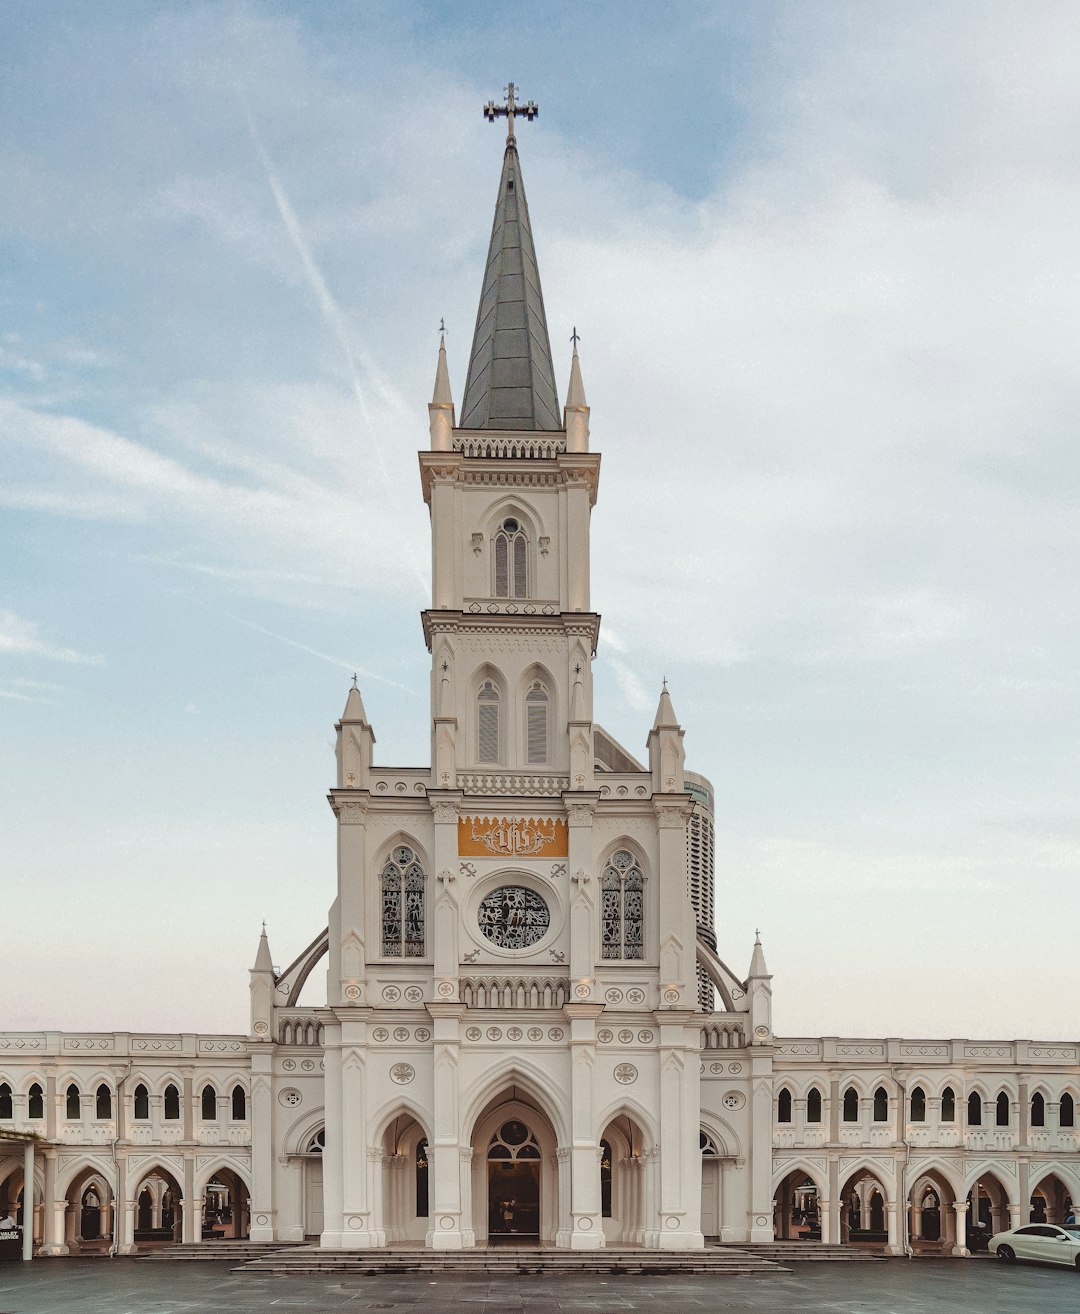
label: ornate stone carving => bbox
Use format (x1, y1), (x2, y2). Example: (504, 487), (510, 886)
(334, 801), (368, 825)
(566, 802), (596, 826)
(390, 1063), (415, 1084)
(432, 801), (459, 824)
(614, 1063), (638, 1085)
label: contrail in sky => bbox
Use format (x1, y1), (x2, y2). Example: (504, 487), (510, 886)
(227, 613), (418, 696)
(237, 92), (393, 492)
(236, 88), (427, 591)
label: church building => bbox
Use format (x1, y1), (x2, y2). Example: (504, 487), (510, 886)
(1, 88), (1077, 1262)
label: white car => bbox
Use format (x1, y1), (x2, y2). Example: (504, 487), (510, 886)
(989, 1222), (1080, 1269)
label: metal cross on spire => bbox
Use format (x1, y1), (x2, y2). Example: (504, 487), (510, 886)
(483, 81), (538, 143)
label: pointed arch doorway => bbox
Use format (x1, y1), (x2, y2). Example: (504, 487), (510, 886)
(470, 1087), (560, 1246)
(487, 1119), (541, 1242)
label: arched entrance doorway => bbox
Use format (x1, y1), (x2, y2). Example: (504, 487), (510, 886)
(597, 1113), (649, 1245)
(907, 1169), (958, 1254)
(470, 1088), (559, 1246)
(379, 1113), (430, 1244)
(773, 1169), (823, 1241)
(61, 1167), (114, 1253)
(486, 1119), (541, 1242)
(839, 1168), (888, 1248)
(131, 1168), (183, 1247)
(967, 1172), (1011, 1251)
(201, 1169), (249, 1240)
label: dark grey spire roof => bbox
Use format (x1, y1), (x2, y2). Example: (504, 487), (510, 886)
(459, 141), (561, 431)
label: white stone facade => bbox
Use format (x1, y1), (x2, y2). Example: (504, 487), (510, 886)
(2, 126), (1077, 1259)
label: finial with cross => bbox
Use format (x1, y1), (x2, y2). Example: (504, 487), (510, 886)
(755, 927), (762, 941)
(483, 82), (538, 144)
(351, 672), (358, 688)
(570, 325), (580, 351)
(439, 316), (446, 339)
(662, 676), (668, 692)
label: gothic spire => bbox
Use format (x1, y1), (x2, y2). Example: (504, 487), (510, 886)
(460, 84), (560, 431)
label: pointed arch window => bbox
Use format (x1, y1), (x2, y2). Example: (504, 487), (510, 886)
(600, 1139), (613, 1217)
(201, 1084), (217, 1121)
(231, 1085), (247, 1120)
(478, 680), (501, 764)
(967, 1091), (982, 1126)
(806, 1087), (822, 1123)
(777, 1087), (792, 1123)
(941, 1087), (955, 1122)
(525, 680), (549, 765)
(27, 1084), (43, 1120)
(66, 1084), (81, 1119)
(996, 1091), (1011, 1126)
(1060, 1092), (1075, 1128)
(873, 1086), (889, 1122)
(600, 849), (645, 960)
(493, 519), (528, 599)
(96, 1084), (112, 1119)
(164, 1084), (181, 1120)
(133, 1084), (150, 1121)
(0, 1084), (11, 1119)
(381, 845), (426, 958)
(416, 1140), (430, 1218)
(910, 1086), (926, 1122)
(842, 1087), (859, 1122)
(1031, 1091), (1045, 1127)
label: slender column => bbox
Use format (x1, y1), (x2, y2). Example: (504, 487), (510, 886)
(182, 1157), (196, 1244)
(321, 1032), (344, 1246)
(886, 1199), (901, 1255)
(430, 796), (461, 983)
(459, 1149), (474, 1248)
(820, 1197), (832, 1244)
(182, 1078), (194, 1143)
(1017, 1160), (1030, 1223)
(1017, 1078), (1030, 1149)
(565, 1003), (603, 1248)
(21, 1142), (33, 1261)
(116, 1157), (134, 1255)
(952, 1200), (968, 1256)
(40, 1152), (63, 1255)
(566, 798), (597, 985)
(248, 1060), (275, 1241)
(428, 1003), (465, 1248)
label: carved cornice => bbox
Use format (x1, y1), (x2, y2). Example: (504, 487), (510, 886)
(421, 610), (601, 654)
(652, 795), (693, 828)
(328, 795), (370, 824)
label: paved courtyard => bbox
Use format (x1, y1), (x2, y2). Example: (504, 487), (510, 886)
(0, 1259), (1079, 1314)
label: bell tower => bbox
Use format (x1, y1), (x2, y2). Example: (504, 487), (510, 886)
(419, 83), (600, 794)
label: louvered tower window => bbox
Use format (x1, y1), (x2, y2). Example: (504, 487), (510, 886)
(381, 845), (426, 957)
(493, 519), (527, 598)
(478, 680), (500, 763)
(600, 849), (645, 960)
(525, 681), (549, 764)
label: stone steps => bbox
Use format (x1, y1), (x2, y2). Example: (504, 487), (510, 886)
(735, 1242), (887, 1262)
(235, 1245), (791, 1276)
(142, 1241), (305, 1262)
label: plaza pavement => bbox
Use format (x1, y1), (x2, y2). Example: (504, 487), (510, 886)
(1, 1258), (1079, 1314)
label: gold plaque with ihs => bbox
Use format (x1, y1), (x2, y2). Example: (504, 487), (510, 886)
(458, 816), (568, 858)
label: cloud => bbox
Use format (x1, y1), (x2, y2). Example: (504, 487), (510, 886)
(0, 610), (103, 665)
(226, 613), (418, 695)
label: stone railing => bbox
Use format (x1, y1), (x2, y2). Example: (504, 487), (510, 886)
(278, 1014), (325, 1047)
(700, 1020), (746, 1050)
(455, 433), (565, 459)
(461, 976), (571, 1009)
(458, 773), (569, 796)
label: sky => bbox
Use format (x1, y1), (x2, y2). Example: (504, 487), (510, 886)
(2, 0), (1078, 1040)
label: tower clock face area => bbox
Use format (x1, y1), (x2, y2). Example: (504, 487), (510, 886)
(477, 886), (550, 949)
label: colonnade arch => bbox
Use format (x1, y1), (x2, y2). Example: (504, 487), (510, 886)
(839, 1165), (890, 1244)
(1029, 1170), (1075, 1225)
(772, 1164), (826, 1241)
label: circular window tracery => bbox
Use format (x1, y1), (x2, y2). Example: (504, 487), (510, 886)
(488, 1120), (541, 1160)
(477, 886), (550, 949)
